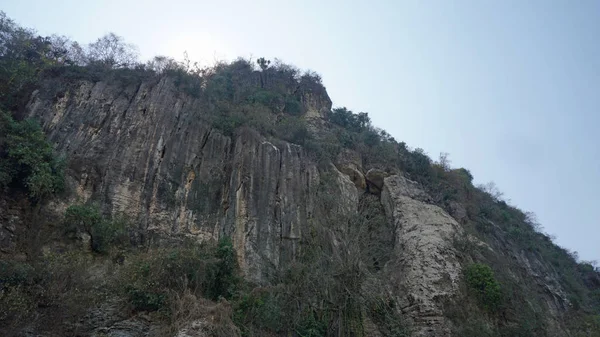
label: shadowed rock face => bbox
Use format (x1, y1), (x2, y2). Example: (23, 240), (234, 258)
(381, 175), (462, 337)
(23, 76), (348, 284)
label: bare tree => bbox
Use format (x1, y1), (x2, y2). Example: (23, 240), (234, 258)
(146, 55), (179, 74)
(86, 33), (138, 68)
(437, 152), (452, 171)
(524, 211), (544, 232)
(477, 181), (504, 201)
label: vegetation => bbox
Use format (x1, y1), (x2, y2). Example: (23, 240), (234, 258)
(0, 253), (103, 335)
(231, 176), (408, 337)
(0, 112), (64, 201)
(63, 204), (130, 254)
(0, 10), (598, 337)
(465, 263), (503, 312)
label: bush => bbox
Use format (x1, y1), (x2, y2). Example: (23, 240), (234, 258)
(122, 238), (238, 312)
(283, 96), (303, 115)
(123, 247), (207, 312)
(247, 89), (282, 110)
(0, 261), (36, 288)
(205, 237), (239, 300)
(0, 253), (98, 332)
(64, 204), (129, 253)
(274, 116), (311, 146)
(229, 187), (408, 337)
(326, 107), (371, 132)
(233, 290), (284, 335)
(212, 104), (273, 137)
(465, 263), (503, 312)
(0, 112), (65, 200)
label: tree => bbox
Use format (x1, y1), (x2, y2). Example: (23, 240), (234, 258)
(0, 112), (65, 201)
(146, 55), (180, 74)
(257, 57), (271, 71)
(437, 152), (451, 171)
(477, 181), (504, 202)
(0, 12), (83, 108)
(86, 33), (138, 68)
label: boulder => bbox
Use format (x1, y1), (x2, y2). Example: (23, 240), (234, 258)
(365, 168), (389, 194)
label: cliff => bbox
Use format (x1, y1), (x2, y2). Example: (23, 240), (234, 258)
(0, 16), (599, 337)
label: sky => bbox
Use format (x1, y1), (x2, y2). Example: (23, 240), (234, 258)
(3, 0), (599, 261)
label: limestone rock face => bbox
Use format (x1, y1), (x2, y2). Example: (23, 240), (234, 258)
(23, 77), (338, 284)
(338, 165), (366, 191)
(221, 128), (319, 283)
(381, 175), (462, 337)
(13, 75), (580, 337)
(301, 85), (333, 119)
(335, 149), (366, 191)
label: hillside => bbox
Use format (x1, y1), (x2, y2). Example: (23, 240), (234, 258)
(1, 12), (599, 337)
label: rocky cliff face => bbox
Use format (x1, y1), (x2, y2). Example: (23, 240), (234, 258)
(9, 73), (588, 337)
(23, 77), (351, 285)
(381, 175), (462, 336)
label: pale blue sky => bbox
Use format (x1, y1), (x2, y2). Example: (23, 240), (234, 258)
(4, 0), (599, 261)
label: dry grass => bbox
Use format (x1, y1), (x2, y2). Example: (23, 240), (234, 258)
(168, 287), (241, 337)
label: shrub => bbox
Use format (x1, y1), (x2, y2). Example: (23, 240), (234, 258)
(283, 96), (303, 115)
(0, 253), (98, 332)
(247, 89), (282, 109)
(274, 116), (311, 146)
(122, 238), (238, 312)
(122, 247), (206, 312)
(205, 237), (239, 300)
(233, 290), (284, 335)
(0, 261), (36, 288)
(212, 104), (273, 137)
(0, 112), (65, 200)
(64, 204), (129, 253)
(465, 263), (503, 312)
(326, 107), (371, 132)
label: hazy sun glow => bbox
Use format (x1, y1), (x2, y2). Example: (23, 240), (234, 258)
(163, 32), (232, 66)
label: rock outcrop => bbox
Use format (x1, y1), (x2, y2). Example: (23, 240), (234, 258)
(8, 73), (584, 337)
(381, 175), (462, 336)
(365, 168), (388, 194)
(23, 77), (343, 284)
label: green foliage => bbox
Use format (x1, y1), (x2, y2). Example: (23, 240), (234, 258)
(0, 12), (56, 109)
(0, 253), (99, 331)
(0, 112), (65, 200)
(233, 290), (285, 335)
(274, 116), (311, 145)
(295, 312), (328, 337)
(205, 237), (239, 300)
(231, 189), (407, 337)
(247, 89), (281, 108)
(284, 96), (303, 115)
(327, 107), (371, 132)
(212, 104), (273, 136)
(123, 247), (205, 312)
(465, 263), (503, 312)
(64, 204), (129, 253)
(0, 261), (37, 288)
(122, 238), (238, 312)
